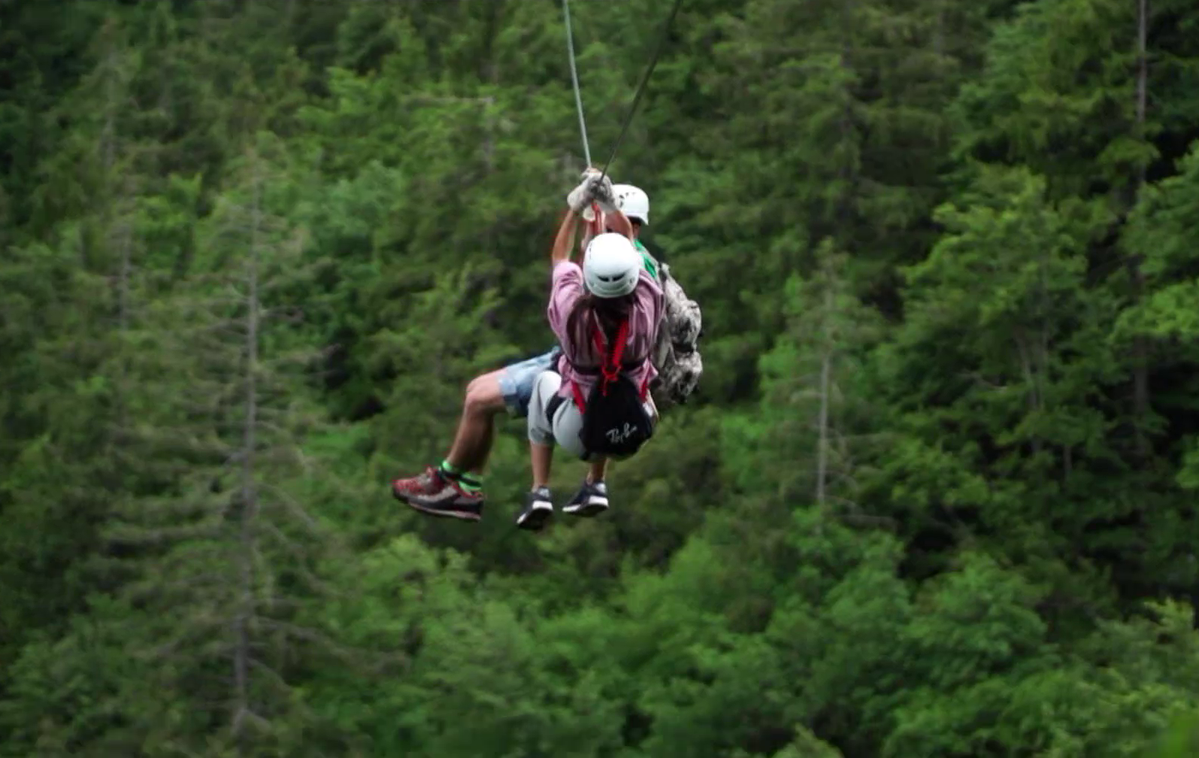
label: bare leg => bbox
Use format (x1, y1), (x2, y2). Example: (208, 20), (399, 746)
(515, 369), (560, 529)
(531, 442), (554, 489)
(445, 370), (506, 474)
(587, 458), (608, 483)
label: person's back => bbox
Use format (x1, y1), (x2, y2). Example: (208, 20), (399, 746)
(391, 172), (679, 529)
(520, 231), (664, 530)
(609, 184), (703, 410)
(549, 245), (663, 410)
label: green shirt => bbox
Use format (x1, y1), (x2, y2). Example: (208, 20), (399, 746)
(634, 238), (659, 282)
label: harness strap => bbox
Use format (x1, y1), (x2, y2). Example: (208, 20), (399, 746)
(597, 319), (629, 381)
(570, 379), (588, 415)
(568, 318), (651, 413)
(566, 371), (652, 438)
(546, 392), (566, 425)
(570, 358), (642, 376)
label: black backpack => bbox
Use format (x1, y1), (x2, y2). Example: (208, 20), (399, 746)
(567, 318), (654, 458)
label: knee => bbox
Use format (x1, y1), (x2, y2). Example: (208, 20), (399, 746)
(528, 422), (554, 447)
(464, 374), (504, 416)
(554, 410), (588, 460)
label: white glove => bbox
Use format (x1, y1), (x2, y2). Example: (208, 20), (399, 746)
(566, 170), (610, 215)
(566, 179), (593, 214)
(592, 176), (617, 214)
(580, 167), (617, 214)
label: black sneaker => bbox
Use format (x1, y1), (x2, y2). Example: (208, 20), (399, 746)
(516, 486), (553, 531)
(562, 479), (609, 517)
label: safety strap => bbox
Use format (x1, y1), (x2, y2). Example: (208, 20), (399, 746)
(568, 319), (650, 413)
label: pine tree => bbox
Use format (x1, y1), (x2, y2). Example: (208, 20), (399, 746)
(95, 134), (355, 755)
(757, 239), (883, 515)
(0, 10), (165, 672)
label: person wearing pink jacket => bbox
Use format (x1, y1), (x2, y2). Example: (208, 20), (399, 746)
(516, 173), (664, 530)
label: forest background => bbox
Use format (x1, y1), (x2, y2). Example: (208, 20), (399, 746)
(4, 0), (1199, 756)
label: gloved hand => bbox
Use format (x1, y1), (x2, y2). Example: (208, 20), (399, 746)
(592, 175), (617, 214)
(566, 172), (600, 214)
(581, 167), (617, 214)
(565, 168), (614, 216)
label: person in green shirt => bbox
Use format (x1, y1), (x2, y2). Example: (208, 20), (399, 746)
(392, 178), (658, 523)
(576, 182), (658, 280)
(613, 184), (659, 282)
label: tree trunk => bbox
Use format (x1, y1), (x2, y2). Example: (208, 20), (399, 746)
(1131, 0), (1150, 455)
(816, 289), (833, 508)
(232, 156), (262, 756)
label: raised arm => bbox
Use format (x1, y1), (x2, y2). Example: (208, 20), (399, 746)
(552, 208), (582, 265)
(601, 208), (635, 241)
(557, 169), (627, 263)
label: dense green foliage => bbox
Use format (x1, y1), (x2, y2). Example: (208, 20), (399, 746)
(5, 0), (1199, 755)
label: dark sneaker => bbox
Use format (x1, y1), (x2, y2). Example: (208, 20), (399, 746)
(516, 486), (553, 531)
(392, 466), (484, 521)
(562, 479), (609, 517)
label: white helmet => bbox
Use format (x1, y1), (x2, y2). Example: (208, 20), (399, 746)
(612, 183), (650, 225)
(583, 233), (641, 298)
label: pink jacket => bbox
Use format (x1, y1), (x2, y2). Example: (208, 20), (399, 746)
(547, 259), (664, 400)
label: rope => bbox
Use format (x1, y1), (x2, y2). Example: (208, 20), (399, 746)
(596, 0), (685, 182)
(561, 0), (591, 167)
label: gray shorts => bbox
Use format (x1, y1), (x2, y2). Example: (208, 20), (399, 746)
(497, 347), (561, 418)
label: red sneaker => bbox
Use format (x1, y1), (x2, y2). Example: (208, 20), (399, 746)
(392, 466), (484, 521)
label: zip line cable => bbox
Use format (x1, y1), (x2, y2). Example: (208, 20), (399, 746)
(596, 0), (685, 182)
(558, 0), (686, 179)
(561, 0), (591, 167)
(487, 0), (688, 543)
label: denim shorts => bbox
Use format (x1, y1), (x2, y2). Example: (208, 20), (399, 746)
(498, 346), (561, 418)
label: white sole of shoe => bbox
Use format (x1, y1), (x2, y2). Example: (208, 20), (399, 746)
(564, 496), (609, 517)
(517, 501), (553, 530)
